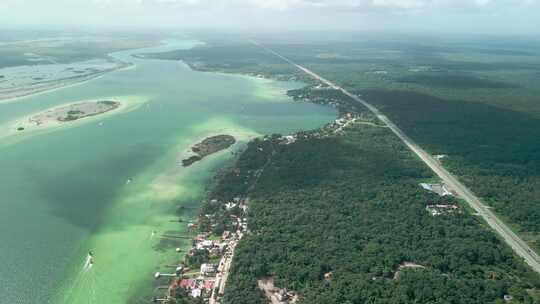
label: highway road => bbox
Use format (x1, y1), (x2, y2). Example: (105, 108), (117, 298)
(210, 237), (238, 304)
(253, 41), (540, 274)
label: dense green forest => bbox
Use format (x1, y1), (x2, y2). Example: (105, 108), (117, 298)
(264, 35), (540, 252)
(147, 34), (540, 302)
(360, 89), (540, 250)
(211, 123), (540, 304)
(140, 41), (305, 81)
(145, 34), (540, 115)
(264, 35), (540, 117)
(287, 86), (365, 115)
(285, 85), (540, 245)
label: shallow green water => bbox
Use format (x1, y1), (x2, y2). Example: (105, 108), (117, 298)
(0, 39), (335, 304)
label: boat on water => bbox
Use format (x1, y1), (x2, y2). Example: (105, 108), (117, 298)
(83, 250), (95, 270)
(88, 251), (94, 265)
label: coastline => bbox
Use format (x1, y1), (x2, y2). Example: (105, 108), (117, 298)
(152, 93), (342, 304)
(58, 123), (262, 304)
(152, 124), (261, 202)
(0, 37), (337, 304)
(0, 61), (134, 105)
(125, 53), (340, 303)
(179, 60), (309, 85)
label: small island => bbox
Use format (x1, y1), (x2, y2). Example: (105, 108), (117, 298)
(27, 100), (120, 126)
(182, 135), (236, 167)
(1, 96), (153, 142)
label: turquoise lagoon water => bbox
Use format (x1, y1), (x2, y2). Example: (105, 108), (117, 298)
(0, 39), (336, 304)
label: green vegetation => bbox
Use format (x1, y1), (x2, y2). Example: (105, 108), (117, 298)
(192, 135), (236, 157)
(139, 41), (308, 81)
(265, 35), (540, 117)
(97, 100), (119, 106)
(144, 34), (540, 115)
(149, 34), (540, 302)
(67, 110), (84, 115)
(182, 135), (236, 167)
(261, 34), (540, 253)
(62, 110), (85, 121)
(360, 89), (540, 251)
(211, 122), (539, 304)
(395, 73), (517, 89)
(287, 86), (364, 115)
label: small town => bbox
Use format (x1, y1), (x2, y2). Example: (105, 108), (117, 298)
(151, 196), (249, 304)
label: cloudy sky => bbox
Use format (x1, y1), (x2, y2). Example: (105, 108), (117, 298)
(2, 0), (539, 35)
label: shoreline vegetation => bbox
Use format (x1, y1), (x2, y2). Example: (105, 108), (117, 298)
(153, 39), (540, 252)
(146, 39), (540, 304)
(136, 43), (311, 84)
(182, 135), (236, 167)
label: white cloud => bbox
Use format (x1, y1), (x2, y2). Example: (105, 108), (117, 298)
(0, 0), (538, 34)
(250, 0), (304, 9)
(371, 0), (426, 9)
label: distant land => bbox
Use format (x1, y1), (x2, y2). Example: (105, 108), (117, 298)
(2, 30), (540, 304)
(144, 33), (540, 304)
(0, 35), (156, 102)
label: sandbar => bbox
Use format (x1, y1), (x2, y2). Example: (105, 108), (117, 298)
(0, 95), (151, 143)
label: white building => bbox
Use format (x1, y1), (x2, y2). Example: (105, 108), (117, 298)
(191, 288), (202, 298)
(200, 263), (216, 275)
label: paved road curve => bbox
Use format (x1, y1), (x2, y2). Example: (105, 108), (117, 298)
(253, 41), (540, 274)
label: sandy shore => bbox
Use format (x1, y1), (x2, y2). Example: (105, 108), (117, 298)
(0, 95), (151, 143)
(148, 121), (261, 202)
(28, 100), (121, 125)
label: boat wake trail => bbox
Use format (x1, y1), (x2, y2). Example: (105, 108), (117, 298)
(83, 252), (95, 272)
(60, 252), (97, 304)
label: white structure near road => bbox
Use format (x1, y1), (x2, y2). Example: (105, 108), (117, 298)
(419, 183), (452, 196)
(252, 40), (540, 274)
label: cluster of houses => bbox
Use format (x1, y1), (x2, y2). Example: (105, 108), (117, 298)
(331, 113), (357, 134)
(194, 237), (227, 255)
(274, 113), (362, 147)
(288, 113), (360, 142)
(153, 196), (250, 304)
(169, 276), (215, 299)
(250, 73), (298, 82)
